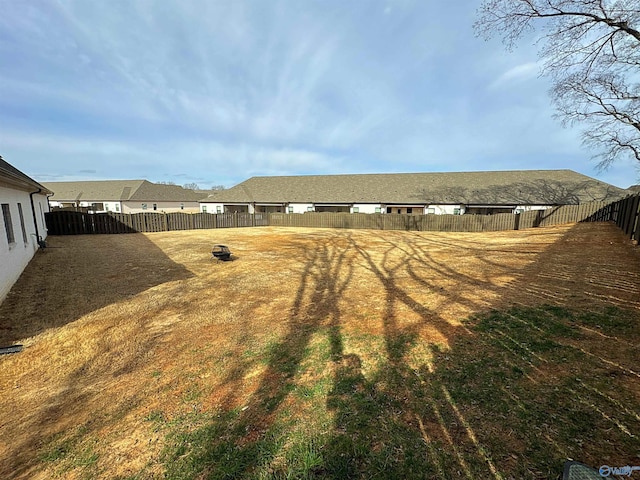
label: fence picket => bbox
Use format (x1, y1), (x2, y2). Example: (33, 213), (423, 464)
(44, 195), (639, 245)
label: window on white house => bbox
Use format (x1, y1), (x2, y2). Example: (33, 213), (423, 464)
(202, 206), (207, 213)
(115, 204), (120, 212)
(216, 206), (222, 213)
(375, 207), (381, 213)
(17, 203), (27, 244)
(288, 206), (294, 213)
(2, 204), (15, 244)
(426, 208), (436, 214)
(515, 208), (524, 214)
(453, 208), (461, 215)
(153, 203), (157, 211)
(352, 207), (359, 213)
(307, 206), (314, 212)
(142, 203), (148, 210)
(180, 203), (184, 210)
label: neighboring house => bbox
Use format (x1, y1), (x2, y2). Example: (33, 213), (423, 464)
(0, 156), (52, 303)
(44, 180), (204, 213)
(200, 170), (626, 215)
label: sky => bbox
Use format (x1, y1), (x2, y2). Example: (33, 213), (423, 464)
(1, 0), (638, 189)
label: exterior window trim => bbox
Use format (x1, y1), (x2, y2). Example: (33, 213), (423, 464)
(2, 203), (15, 245)
(17, 203), (28, 244)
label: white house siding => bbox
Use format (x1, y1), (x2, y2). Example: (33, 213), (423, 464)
(103, 201), (122, 213)
(200, 203), (225, 214)
(515, 205), (552, 213)
(426, 205), (465, 215)
(288, 203), (315, 213)
(351, 204), (382, 214)
(123, 201), (200, 214)
(0, 185), (49, 302)
(200, 203), (250, 214)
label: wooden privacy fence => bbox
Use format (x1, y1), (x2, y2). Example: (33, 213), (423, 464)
(45, 196), (639, 241)
(268, 201), (610, 232)
(46, 211), (268, 235)
(584, 193), (640, 244)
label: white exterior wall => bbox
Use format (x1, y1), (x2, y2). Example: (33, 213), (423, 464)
(200, 202), (225, 214)
(122, 201), (200, 213)
(351, 204), (382, 214)
(515, 205), (552, 213)
(288, 203), (315, 213)
(426, 204), (465, 215)
(103, 201), (122, 213)
(198, 202), (553, 216)
(0, 185), (49, 303)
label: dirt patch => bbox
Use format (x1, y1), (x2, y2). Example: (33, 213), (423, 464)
(0, 223), (638, 478)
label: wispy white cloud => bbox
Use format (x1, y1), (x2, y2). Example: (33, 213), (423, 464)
(0, 1), (637, 188)
(488, 62), (541, 90)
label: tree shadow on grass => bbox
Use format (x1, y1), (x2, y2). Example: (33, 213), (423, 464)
(0, 234), (194, 345)
(161, 232), (356, 479)
(161, 223), (640, 479)
(0, 233), (195, 479)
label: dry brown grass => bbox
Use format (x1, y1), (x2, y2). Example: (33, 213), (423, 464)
(0, 223), (639, 479)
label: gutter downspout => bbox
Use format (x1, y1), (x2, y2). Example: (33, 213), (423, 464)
(29, 188), (45, 248)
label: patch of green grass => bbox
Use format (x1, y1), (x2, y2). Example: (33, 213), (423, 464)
(156, 305), (640, 480)
(144, 409), (167, 431)
(577, 306), (638, 336)
(292, 377), (331, 400)
(182, 383), (202, 403)
(38, 425), (100, 478)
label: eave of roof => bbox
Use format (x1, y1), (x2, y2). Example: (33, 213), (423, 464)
(0, 156), (53, 194)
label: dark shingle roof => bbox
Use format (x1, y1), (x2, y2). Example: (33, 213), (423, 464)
(43, 180), (203, 202)
(202, 170), (625, 205)
(0, 156), (53, 194)
(128, 182), (204, 202)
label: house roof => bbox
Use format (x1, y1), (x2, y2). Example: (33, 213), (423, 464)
(0, 156), (53, 194)
(202, 170), (626, 205)
(43, 180), (204, 203)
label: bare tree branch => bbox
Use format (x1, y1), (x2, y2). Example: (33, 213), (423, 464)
(475, 0), (640, 170)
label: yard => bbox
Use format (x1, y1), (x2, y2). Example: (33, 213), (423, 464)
(0, 223), (639, 479)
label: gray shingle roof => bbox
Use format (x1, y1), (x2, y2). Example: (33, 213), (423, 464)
(43, 180), (204, 203)
(0, 156), (53, 194)
(202, 170), (625, 205)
